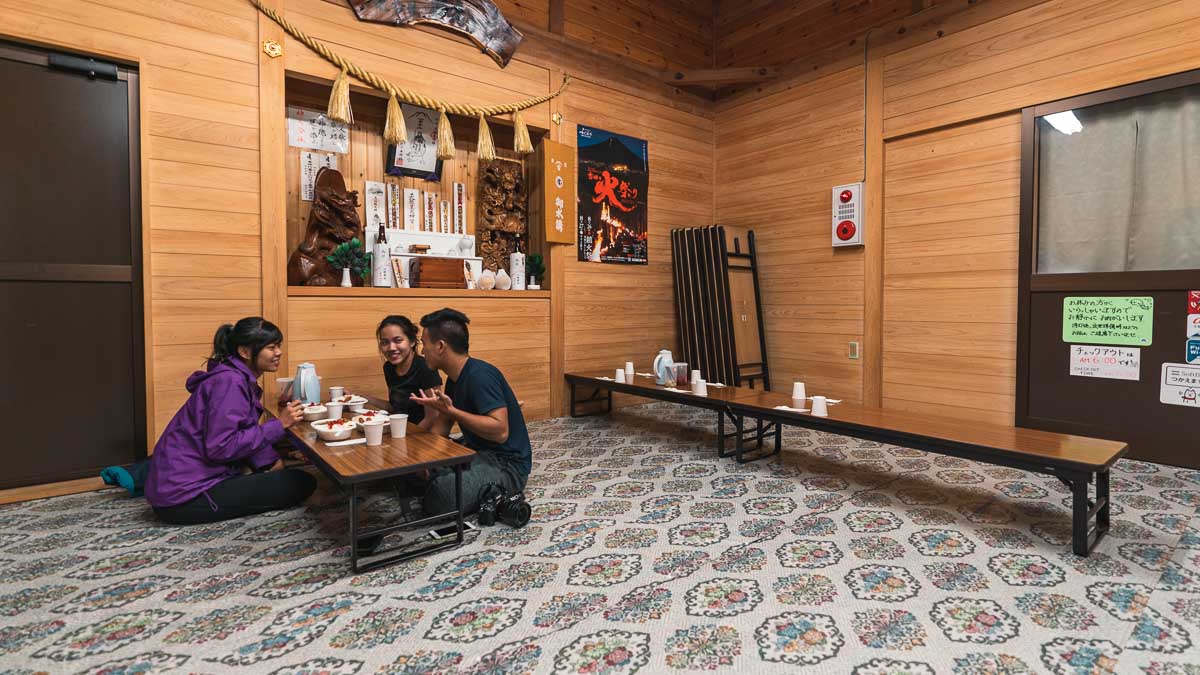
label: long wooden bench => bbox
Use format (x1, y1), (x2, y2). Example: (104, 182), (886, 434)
(566, 371), (1128, 557)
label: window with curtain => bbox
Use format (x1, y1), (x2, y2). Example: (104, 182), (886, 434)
(1036, 83), (1200, 274)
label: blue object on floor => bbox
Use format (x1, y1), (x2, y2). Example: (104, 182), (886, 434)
(100, 459), (150, 497)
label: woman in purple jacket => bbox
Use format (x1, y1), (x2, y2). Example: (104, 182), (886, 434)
(146, 317), (317, 524)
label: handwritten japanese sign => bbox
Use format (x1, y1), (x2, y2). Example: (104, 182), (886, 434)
(1068, 345), (1140, 381)
(1062, 296), (1153, 346)
(300, 152), (337, 201)
(1160, 363), (1200, 407)
(287, 106), (348, 154)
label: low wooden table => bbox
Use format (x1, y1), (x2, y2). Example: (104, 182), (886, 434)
(568, 371), (782, 460)
(275, 407), (475, 573)
(565, 371), (1128, 556)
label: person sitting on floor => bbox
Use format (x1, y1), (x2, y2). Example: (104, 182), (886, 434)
(377, 314), (441, 425)
(145, 317), (317, 525)
(410, 307), (532, 516)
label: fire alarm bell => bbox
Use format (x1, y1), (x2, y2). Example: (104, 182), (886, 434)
(832, 182), (863, 247)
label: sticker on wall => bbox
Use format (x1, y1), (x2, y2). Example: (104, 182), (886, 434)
(1189, 314), (1200, 338)
(1062, 297), (1153, 346)
(1188, 291), (1200, 314)
(1188, 339), (1200, 365)
(1160, 363), (1200, 407)
(1068, 345), (1140, 381)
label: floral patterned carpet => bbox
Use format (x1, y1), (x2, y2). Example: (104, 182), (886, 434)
(0, 402), (1199, 674)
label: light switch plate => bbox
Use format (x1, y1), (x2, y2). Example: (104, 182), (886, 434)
(848, 341), (860, 359)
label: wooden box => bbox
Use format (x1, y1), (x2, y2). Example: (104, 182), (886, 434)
(408, 256), (468, 289)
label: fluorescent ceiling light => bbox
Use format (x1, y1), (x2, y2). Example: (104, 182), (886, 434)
(1044, 110), (1083, 135)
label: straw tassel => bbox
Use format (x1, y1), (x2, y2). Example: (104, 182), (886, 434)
(326, 68), (353, 124)
(436, 109), (456, 160)
(512, 109), (533, 155)
(383, 93), (407, 145)
(477, 114), (496, 162)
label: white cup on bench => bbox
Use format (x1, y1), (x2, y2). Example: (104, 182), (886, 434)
(811, 395), (828, 417)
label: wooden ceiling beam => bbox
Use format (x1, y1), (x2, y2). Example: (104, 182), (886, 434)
(661, 66), (778, 86)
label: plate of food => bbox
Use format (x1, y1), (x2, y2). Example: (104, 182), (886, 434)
(333, 393), (369, 412)
(301, 402), (328, 421)
(311, 417), (357, 441)
(353, 410), (388, 426)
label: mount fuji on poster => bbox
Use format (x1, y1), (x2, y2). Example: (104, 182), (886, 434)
(576, 125), (649, 264)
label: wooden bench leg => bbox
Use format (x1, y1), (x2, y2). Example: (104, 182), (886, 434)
(1096, 469), (1110, 534)
(1071, 476), (1090, 557)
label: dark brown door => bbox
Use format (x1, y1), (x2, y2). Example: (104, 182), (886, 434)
(0, 44), (145, 488)
(1017, 71), (1200, 469)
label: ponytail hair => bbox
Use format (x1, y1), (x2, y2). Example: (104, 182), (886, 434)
(210, 317), (283, 367)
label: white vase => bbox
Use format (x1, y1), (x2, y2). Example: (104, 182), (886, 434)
(340, 267), (352, 287)
(495, 269), (512, 291)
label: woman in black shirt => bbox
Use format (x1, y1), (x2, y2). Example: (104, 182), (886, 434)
(377, 315), (441, 423)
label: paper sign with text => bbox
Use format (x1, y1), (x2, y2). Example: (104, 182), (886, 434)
(287, 106), (349, 154)
(1161, 363), (1200, 407)
(1189, 314), (1200, 338)
(1063, 296), (1154, 346)
(1068, 345), (1140, 381)
(1189, 290), (1200, 314)
(300, 152), (337, 201)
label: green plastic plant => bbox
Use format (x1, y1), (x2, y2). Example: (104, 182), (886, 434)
(326, 238), (370, 277)
(527, 252), (545, 282)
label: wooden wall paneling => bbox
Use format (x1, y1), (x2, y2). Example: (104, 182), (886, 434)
(562, 0), (713, 72)
(881, 0), (1200, 138)
(261, 0), (288, 406)
(559, 76), (712, 409)
(880, 113), (1020, 425)
(716, 65), (866, 404)
(863, 52), (884, 407)
(287, 296), (552, 420)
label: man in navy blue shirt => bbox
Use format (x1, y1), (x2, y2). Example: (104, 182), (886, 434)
(410, 308), (531, 516)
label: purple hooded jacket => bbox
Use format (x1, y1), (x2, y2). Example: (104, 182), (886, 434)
(145, 358), (284, 508)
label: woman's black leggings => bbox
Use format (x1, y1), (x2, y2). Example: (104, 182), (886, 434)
(153, 469), (318, 525)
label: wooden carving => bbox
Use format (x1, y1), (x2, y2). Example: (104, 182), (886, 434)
(288, 168), (363, 286)
(347, 0), (523, 68)
(477, 158), (526, 272)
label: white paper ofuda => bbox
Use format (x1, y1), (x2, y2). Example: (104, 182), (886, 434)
(453, 182), (467, 234)
(364, 181), (387, 231)
(423, 191), (437, 232)
(300, 151), (337, 201)
(403, 188), (420, 230)
(440, 201), (451, 234)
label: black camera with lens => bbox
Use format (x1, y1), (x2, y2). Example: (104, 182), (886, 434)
(477, 484), (531, 528)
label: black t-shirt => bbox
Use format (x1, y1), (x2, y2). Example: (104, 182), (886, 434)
(382, 355), (441, 424)
(444, 357), (531, 476)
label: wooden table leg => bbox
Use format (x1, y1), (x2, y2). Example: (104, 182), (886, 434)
(349, 482), (360, 573)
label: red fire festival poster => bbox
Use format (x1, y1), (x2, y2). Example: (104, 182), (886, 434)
(576, 125), (649, 264)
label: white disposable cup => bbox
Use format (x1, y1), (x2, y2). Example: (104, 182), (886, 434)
(811, 395), (829, 417)
(792, 382), (807, 400)
(363, 421), (386, 445)
(615, 369), (626, 383)
(325, 402), (344, 419)
(329, 386), (345, 400)
(389, 414), (408, 438)
(347, 401), (365, 413)
(625, 362), (634, 379)
(691, 369), (701, 384)
(692, 378), (707, 396)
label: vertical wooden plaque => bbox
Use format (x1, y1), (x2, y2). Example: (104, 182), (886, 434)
(530, 139), (577, 245)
